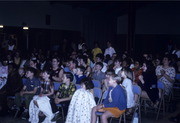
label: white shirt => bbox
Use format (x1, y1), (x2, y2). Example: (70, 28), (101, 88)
(104, 47), (116, 57)
(172, 50), (180, 58)
(122, 78), (135, 108)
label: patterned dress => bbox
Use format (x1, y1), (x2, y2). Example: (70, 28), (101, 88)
(156, 65), (176, 95)
(65, 88), (96, 123)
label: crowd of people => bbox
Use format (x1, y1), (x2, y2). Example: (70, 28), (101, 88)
(0, 39), (179, 123)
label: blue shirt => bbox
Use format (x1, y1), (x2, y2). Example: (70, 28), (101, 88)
(103, 85), (127, 110)
(23, 77), (41, 95)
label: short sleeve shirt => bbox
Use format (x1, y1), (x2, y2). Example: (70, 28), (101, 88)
(58, 83), (76, 98)
(24, 77), (41, 94)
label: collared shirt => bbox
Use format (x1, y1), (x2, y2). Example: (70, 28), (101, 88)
(58, 83), (76, 98)
(104, 47), (116, 57)
(24, 77), (41, 95)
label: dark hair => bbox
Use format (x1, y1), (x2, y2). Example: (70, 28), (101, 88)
(96, 53), (104, 61)
(77, 66), (86, 73)
(42, 69), (52, 76)
(79, 55), (88, 64)
(52, 57), (61, 63)
(30, 59), (38, 64)
(80, 77), (94, 90)
(143, 60), (155, 73)
(69, 59), (78, 67)
(163, 54), (172, 62)
(26, 67), (37, 75)
(105, 69), (115, 76)
(121, 67), (133, 80)
(95, 62), (104, 68)
(114, 57), (122, 63)
(64, 72), (73, 82)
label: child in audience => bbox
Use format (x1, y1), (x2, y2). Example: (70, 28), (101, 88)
(120, 68), (135, 115)
(91, 75), (127, 123)
(92, 62), (106, 83)
(29, 70), (55, 123)
(66, 77), (96, 123)
(15, 67), (41, 117)
(74, 66), (86, 84)
(53, 72), (76, 120)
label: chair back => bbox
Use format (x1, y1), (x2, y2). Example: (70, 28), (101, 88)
(92, 80), (101, 88)
(175, 74), (180, 80)
(54, 82), (61, 91)
(75, 84), (81, 89)
(93, 87), (102, 104)
(157, 81), (165, 90)
(133, 85), (142, 95)
(99, 90), (108, 104)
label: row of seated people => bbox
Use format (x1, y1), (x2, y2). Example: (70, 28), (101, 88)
(0, 51), (178, 122)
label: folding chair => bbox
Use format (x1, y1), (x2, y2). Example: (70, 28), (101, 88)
(132, 85), (142, 123)
(173, 74), (180, 100)
(156, 81), (165, 120)
(99, 90), (108, 104)
(93, 87), (102, 104)
(53, 82), (61, 91)
(75, 84), (81, 89)
(92, 80), (101, 88)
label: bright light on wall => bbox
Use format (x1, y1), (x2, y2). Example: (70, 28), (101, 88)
(23, 26), (29, 30)
(0, 25), (3, 28)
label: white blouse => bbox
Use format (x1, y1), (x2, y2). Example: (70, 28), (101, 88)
(122, 78), (135, 108)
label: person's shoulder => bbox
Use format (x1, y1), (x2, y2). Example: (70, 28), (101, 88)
(156, 65), (162, 69)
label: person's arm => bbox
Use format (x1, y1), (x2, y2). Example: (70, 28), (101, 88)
(163, 73), (175, 83)
(23, 87), (38, 95)
(52, 69), (64, 82)
(55, 84), (76, 104)
(104, 49), (107, 56)
(85, 66), (91, 77)
(43, 86), (54, 97)
(55, 95), (73, 104)
(138, 75), (145, 84)
(103, 88), (120, 108)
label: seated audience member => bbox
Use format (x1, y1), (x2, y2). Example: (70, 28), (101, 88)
(104, 54), (111, 64)
(122, 58), (132, 69)
(91, 75), (126, 123)
(153, 57), (161, 67)
(54, 72), (76, 118)
(50, 57), (64, 83)
(156, 55), (176, 95)
(120, 68), (135, 114)
(29, 70), (55, 123)
(95, 53), (107, 73)
(39, 53), (51, 71)
(113, 57), (122, 75)
(104, 41), (116, 58)
(0, 58), (8, 116)
(78, 55), (91, 77)
(74, 66), (86, 84)
(92, 62), (106, 82)
(92, 42), (102, 62)
(13, 51), (21, 68)
(102, 69), (115, 92)
(15, 67), (41, 114)
(6, 63), (23, 96)
(66, 77), (96, 123)
(132, 60), (143, 85)
(139, 60), (159, 108)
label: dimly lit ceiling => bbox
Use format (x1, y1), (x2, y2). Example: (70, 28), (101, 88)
(49, 1), (149, 16)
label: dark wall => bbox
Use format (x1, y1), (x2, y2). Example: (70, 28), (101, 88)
(0, 26), (81, 52)
(116, 2), (180, 54)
